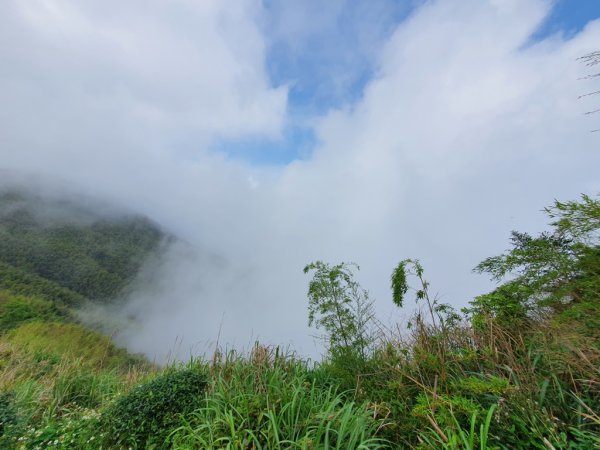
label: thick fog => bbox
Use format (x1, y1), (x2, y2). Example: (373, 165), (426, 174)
(1, 0), (600, 360)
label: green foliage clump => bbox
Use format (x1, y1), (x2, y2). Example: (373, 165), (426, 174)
(454, 375), (511, 397)
(465, 281), (530, 329)
(472, 195), (600, 337)
(390, 260), (409, 307)
(412, 393), (482, 425)
(102, 366), (207, 449)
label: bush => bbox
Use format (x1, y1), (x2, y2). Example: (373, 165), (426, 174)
(101, 366), (207, 449)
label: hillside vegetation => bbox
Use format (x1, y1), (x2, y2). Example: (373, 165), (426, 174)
(0, 189), (165, 304)
(0, 190), (598, 449)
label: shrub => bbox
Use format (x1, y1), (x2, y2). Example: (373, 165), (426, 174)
(101, 366), (207, 449)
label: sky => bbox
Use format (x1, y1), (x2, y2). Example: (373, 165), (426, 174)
(1, 0), (600, 360)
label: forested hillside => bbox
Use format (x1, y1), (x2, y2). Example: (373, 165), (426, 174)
(0, 191), (598, 449)
(0, 189), (165, 304)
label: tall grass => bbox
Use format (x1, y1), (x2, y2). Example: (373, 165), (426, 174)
(417, 404), (497, 449)
(171, 346), (387, 449)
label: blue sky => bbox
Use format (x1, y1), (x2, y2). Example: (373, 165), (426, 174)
(217, 0), (600, 166)
(533, 0), (600, 40)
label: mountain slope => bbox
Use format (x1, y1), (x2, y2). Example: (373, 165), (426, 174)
(0, 189), (165, 304)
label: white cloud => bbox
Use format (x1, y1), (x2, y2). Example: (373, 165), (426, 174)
(0, 0), (286, 169)
(1, 0), (599, 360)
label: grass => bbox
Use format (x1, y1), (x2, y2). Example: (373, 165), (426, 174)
(6, 321), (143, 371)
(416, 404), (497, 449)
(170, 347), (387, 449)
